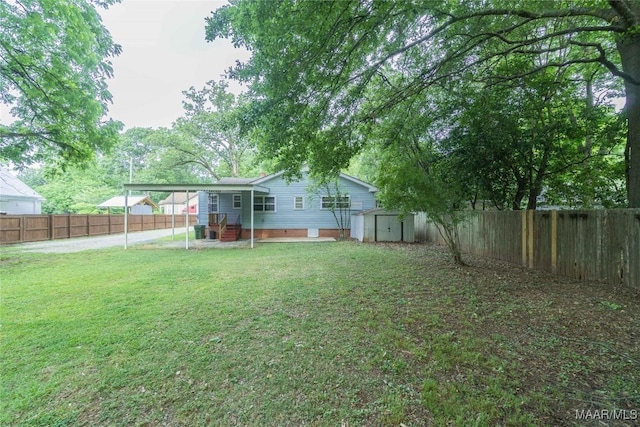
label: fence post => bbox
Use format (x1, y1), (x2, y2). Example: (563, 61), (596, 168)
(48, 215), (53, 240)
(528, 210), (534, 269)
(19, 216), (25, 242)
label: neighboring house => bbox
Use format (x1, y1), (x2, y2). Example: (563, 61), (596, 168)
(196, 171), (378, 240)
(98, 195), (158, 215)
(0, 168), (45, 214)
(158, 192), (200, 215)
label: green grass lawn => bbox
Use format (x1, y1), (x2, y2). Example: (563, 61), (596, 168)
(1, 242), (638, 426)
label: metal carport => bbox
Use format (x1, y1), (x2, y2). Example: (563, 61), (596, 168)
(123, 183), (270, 249)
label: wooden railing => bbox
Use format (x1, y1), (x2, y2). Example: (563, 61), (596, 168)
(219, 213), (227, 237)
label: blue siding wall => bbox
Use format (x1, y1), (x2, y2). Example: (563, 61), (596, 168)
(197, 173), (376, 230)
(197, 192), (242, 225)
(245, 174), (376, 230)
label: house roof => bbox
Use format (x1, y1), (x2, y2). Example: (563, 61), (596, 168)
(98, 195), (158, 209)
(337, 172), (378, 193)
(158, 192), (199, 205)
(252, 170), (378, 193)
(0, 168), (44, 200)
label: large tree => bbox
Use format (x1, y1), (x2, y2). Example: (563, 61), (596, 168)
(206, 0), (640, 207)
(0, 0), (122, 169)
(172, 80), (254, 179)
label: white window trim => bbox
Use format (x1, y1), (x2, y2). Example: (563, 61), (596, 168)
(293, 195), (305, 210)
(208, 193), (219, 213)
(232, 194), (242, 209)
(321, 195), (350, 210)
(253, 195), (277, 213)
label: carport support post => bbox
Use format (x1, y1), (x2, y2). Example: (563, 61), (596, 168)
(171, 192), (175, 240)
(124, 193), (128, 249)
(251, 189), (254, 248)
(185, 190), (189, 249)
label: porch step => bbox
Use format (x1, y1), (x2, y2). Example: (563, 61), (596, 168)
(220, 224), (242, 242)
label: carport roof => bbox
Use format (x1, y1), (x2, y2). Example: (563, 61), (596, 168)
(123, 183), (270, 193)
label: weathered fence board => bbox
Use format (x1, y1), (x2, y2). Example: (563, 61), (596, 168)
(0, 214), (196, 245)
(415, 209), (640, 289)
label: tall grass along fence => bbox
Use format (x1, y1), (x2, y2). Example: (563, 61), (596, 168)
(415, 209), (640, 289)
(0, 214), (197, 244)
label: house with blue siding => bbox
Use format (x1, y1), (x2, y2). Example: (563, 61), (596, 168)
(195, 171), (377, 241)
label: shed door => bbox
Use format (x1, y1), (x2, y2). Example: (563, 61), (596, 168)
(375, 215), (402, 242)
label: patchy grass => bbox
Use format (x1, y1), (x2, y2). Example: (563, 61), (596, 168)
(1, 242), (638, 426)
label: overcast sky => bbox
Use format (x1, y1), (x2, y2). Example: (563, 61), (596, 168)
(100, 0), (250, 130)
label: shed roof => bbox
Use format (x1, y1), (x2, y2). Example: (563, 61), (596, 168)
(0, 168), (44, 200)
(354, 208), (410, 216)
(98, 195), (158, 209)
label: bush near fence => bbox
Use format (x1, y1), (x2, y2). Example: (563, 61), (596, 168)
(0, 214), (197, 244)
(415, 209), (640, 289)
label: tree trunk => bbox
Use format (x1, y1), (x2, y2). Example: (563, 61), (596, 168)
(617, 34), (640, 208)
(582, 76), (595, 207)
(437, 221), (465, 266)
(511, 176), (526, 210)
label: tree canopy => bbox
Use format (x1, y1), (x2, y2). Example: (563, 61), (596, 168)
(0, 0), (122, 169)
(206, 0), (640, 207)
(172, 80), (254, 179)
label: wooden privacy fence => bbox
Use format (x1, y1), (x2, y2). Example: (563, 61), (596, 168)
(415, 209), (640, 289)
(0, 214), (197, 244)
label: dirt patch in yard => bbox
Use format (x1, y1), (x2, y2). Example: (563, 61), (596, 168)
(373, 242), (639, 426)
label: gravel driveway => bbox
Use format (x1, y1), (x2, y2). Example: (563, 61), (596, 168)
(3, 228), (189, 253)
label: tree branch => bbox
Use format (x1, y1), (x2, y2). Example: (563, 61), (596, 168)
(607, 0), (640, 26)
(571, 40), (640, 85)
(346, 5), (621, 87)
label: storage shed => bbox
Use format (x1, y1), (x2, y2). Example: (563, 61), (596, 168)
(351, 209), (415, 243)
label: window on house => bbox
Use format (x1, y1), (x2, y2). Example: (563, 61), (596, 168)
(321, 195), (350, 209)
(294, 196), (304, 210)
(233, 194), (242, 209)
(253, 195), (276, 212)
(208, 193), (219, 213)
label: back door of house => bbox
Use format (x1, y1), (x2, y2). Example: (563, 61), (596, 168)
(375, 215), (402, 242)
